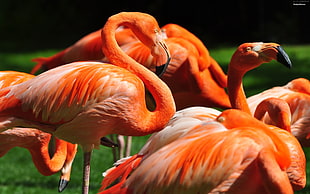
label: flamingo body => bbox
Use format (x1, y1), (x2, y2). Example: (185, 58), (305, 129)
(248, 78), (310, 146)
(100, 109), (304, 194)
(0, 62), (170, 148)
(100, 106), (221, 189)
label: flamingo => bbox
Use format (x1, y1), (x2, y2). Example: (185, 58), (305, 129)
(248, 78), (310, 146)
(0, 12), (175, 194)
(0, 71), (78, 192)
(99, 109), (305, 194)
(30, 26), (137, 74)
(99, 42), (304, 193)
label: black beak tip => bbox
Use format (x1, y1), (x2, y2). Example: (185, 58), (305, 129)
(58, 179), (69, 192)
(155, 57), (171, 77)
(100, 137), (118, 148)
(276, 46), (292, 69)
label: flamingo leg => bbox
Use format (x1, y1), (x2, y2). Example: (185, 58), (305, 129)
(82, 151), (92, 194)
(109, 135), (118, 162)
(125, 136), (132, 157)
(117, 135), (125, 159)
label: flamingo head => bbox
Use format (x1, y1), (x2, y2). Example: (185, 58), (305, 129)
(127, 13), (171, 77)
(102, 12), (171, 77)
(229, 42), (292, 73)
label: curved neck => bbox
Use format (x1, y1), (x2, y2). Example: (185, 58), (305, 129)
(254, 98), (291, 132)
(227, 66), (251, 114)
(101, 13), (175, 135)
(29, 137), (67, 176)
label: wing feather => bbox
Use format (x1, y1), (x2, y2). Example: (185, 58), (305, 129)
(5, 62), (142, 123)
(124, 122), (284, 193)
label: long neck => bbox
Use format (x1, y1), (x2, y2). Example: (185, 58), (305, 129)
(29, 137), (68, 176)
(254, 98), (291, 132)
(227, 66), (251, 114)
(101, 15), (175, 135)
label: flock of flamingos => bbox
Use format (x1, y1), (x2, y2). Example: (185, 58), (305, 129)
(1, 11), (310, 194)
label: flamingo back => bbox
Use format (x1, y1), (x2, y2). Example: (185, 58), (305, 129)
(248, 80), (310, 146)
(104, 120), (292, 194)
(0, 62), (147, 146)
(0, 71), (35, 88)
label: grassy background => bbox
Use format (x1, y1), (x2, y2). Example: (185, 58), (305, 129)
(0, 44), (310, 193)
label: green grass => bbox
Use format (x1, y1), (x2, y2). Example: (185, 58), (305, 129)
(0, 45), (310, 193)
(0, 137), (148, 194)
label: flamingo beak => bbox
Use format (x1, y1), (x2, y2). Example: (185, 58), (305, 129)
(155, 55), (171, 77)
(259, 43), (292, 69)
(276, 46), (292, 69)
(59, 179), (69, 192)
(155, 41), (171, 77)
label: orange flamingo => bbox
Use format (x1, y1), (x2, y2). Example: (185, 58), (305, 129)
(31, 26), (137, 74)
(248, 78), (310, 146)
(0, 12), (175, 194)
(0, 71), (78, 192)
(31, 23), (229, 109)
(100, 109), (305, 194)
(99, 42), (303, 193)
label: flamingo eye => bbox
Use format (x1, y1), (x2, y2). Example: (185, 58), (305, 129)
(246, 47), (251, 52)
